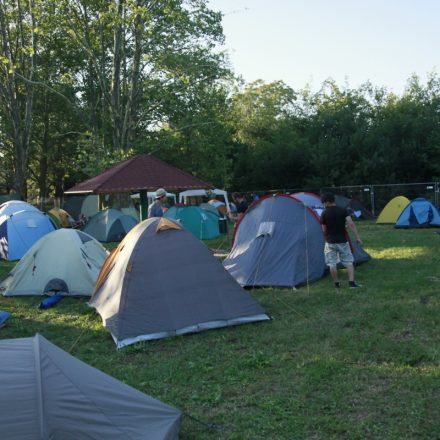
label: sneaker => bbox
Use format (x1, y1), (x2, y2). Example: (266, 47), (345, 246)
(349, 281), (362, 288)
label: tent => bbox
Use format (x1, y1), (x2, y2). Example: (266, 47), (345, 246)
(0, 200), (40, 216)
(199, 202), (221, 216)
(82, 208), (138, 242)
(164, 205), (220, 240)
(334, 195), (374, 220)
(0, 210), (56, 261)
(395, 197), (440, 228)
(223, 194), (370, 288)
(48, 207), (74, 228)
(179, 188), (231, 213)
(0, 334), (181, 439)
(207, 199), (228, 216)
(0, 229), (108, 297)
(121, 205), (140, 221)
(63, 194), (99, 220)
(290, 192), (324, 216)
(376, 196), (410, 224)
(89, 217), (269, 348)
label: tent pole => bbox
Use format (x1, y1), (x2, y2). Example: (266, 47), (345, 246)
(139, 190), (148, 221)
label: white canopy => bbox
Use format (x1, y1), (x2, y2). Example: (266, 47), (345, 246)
(178, 189), (230, 212)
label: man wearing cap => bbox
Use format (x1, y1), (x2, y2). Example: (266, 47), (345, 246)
(147, 188), (167, 218)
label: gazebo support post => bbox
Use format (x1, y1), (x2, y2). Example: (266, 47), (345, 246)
(139, 190), (148, 221)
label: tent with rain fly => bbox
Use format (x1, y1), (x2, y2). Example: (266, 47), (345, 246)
(82, 208), (138, 242)
(0, 200), (40, 216)
(376, 196), (410, 224)
(0, 334), (181, 439)
(223, 194), (370, 288)
(0, 210), (56, 261)
(395, 197), (440, 228)
(164, 205), (220, 240)
(0, 229), (108, 297)
(89, 217), (269, 348)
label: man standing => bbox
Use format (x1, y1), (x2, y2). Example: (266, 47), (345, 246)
(320, 193), (363, 289)
(231, 193), (249, 221)
(148, 188), (166, 218)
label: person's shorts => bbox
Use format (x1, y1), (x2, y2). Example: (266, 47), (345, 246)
(324, 242), (354, 267)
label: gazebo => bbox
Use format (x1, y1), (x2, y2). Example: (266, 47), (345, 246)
(65, 154), (211, 219)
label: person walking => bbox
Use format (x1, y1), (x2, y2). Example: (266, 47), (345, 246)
(147, 188), (167, 218)
(320, 193), (363, 289)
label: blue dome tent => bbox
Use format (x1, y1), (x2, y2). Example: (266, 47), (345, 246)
(395, 198), (440, 228)
(0, 210), (56, 261)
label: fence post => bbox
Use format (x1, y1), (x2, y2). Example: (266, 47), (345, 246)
(436, 182), (439, 207)
(370, 185), (375, 216)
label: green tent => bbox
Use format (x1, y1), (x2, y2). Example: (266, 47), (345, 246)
(164, 205), (220, 239)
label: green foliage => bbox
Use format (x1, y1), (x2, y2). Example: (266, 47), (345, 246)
(1, 0), (440, 196)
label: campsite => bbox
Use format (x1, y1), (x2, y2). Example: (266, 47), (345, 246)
(2, 0), (440, 438)
(0, 218), (439, 438)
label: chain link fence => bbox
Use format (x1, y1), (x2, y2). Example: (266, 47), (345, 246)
(240, 182), (440, 217)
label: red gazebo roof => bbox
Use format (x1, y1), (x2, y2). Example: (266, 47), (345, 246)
(65, 154), (212, 194)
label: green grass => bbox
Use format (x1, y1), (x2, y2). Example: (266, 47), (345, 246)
(1, 223), (440, 439)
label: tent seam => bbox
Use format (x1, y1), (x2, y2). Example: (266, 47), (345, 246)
(33, 335), (46, 439)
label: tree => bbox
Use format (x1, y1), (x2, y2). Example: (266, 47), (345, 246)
(61, 0), (227, 153)
(0, 0), (39, 198)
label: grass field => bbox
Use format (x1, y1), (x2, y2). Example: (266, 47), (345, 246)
(1, 222), (440, 439)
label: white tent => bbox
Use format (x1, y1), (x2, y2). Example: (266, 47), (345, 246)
(0, 229), (108, 296)
(178, 189), (231, 213)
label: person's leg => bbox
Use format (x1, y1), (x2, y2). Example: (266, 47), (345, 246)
(339, 243), (361, 288)
(324, 243), (340, 287)
(329, 265), (339, 282)
(346, 264), (355, 282)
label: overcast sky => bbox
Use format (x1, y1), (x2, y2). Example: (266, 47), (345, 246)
(208, 0), (440, 94)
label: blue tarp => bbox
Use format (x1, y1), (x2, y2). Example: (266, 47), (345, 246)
(0, 310), (11, 327)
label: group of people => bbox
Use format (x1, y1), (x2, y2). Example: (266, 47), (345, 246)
(147, 188), (363, 289)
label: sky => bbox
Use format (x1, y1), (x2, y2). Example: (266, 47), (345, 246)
(208, 0), (440, 95)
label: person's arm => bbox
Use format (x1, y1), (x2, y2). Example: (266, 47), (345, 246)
(320, 212), (327, 236)
(346, 216), (362, 244)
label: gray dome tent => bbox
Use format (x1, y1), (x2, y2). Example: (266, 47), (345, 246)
(0, 334), (181, 439)
(82, 208), (137, 242)
(89, 217), (269, 348)
(223, 194), (370, 288)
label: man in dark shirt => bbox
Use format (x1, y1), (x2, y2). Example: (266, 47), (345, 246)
(320, 193), (363, 288)
(231, 193), (249, 221)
